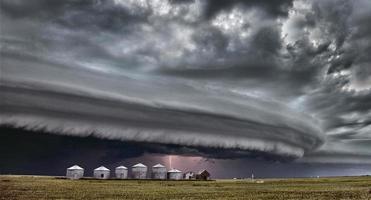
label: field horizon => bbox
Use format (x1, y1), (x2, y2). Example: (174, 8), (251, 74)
(1, 175), (370, 199)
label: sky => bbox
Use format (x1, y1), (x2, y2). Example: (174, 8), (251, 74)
(0, 0), (371, 178)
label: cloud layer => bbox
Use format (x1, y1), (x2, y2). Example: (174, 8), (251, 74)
(1, 0), (371, 163)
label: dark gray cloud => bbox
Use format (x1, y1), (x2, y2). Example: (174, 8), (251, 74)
(0, 0), (371, 164)
(1, 126), (369, 178)
(202, 0), (294, 19)
(0, 78), (322, 159)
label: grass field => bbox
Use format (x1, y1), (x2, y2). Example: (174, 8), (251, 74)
(1, 175), (370, 200)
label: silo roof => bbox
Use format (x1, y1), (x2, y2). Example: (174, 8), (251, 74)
(116, 166), (127, 169)
(94, 166), (110, 171)
(132, 163), (147, 168)
(67, 165), (83, 170)
(152, 164), (165, 168)
(168, 168), (182, 173)
(198, 169), (210, 174)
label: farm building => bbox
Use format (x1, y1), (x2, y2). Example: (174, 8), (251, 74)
(184, 171), (195, 179)
(94, 166), (110, 179)
(196, 170), (210, 180)
(132, 163), (147, 179)
(66, 165), (84, 180)
(152, 164), (167, 179)
(167, 169), (183, 180)
(115, 166), (128, 179)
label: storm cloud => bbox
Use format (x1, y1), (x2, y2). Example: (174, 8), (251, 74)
(0, 0), (371, 163)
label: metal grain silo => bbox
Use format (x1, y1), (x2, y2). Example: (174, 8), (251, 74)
(94, 166), (110, 179)
(115, 166), (128, 179)
(151, 164), (167, 179)
(167, 169), (183, 180)
(66, 165), (84, 180)
(132, 163), (147, 179)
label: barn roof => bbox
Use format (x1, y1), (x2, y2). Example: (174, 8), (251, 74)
(132, 163), (147, 168)
(116, 166), (127, 169)
(152, 164), (165, 168)
(94, 166), (110, 171)
(168, 168), (182, 173)
(198, 169), (210, 176)
(67, 165), (83, 170)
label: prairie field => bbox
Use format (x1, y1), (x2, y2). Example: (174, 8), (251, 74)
(0, 175), (370, 200)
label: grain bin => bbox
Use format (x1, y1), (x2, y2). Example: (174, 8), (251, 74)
(94, 166), (110, 179)
(132, 163), (147, 179)
(152, 164), (167, 179)
(66, 165), (84, 180)
(115, 166), (128, 179)
(167, 169), (183, 180)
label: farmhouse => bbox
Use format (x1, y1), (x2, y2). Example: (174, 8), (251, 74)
(196, 170), (210, 180)
(94, 166), (110, 179)
(152, 164), (167, 179)
(132, 163), (147, 179)
(184, 171), (195, 180)
(115, 166), (128, 179)
(167, 169), (183, 180)
(66, 165), (84, 180)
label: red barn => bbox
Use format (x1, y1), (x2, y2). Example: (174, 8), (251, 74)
(195, 170), (210, 180)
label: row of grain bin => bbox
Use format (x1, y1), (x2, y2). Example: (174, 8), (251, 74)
(66, 163), (192, 180)
(67, 165), (128, 180)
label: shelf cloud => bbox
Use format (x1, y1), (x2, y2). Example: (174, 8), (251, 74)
(0, 79), (323, 159)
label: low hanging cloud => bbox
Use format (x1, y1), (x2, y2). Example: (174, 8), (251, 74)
(1, 0), (371, 163)
(0, 77), (323, 159)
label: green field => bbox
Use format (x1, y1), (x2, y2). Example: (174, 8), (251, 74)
(1, 175), (370, 200)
